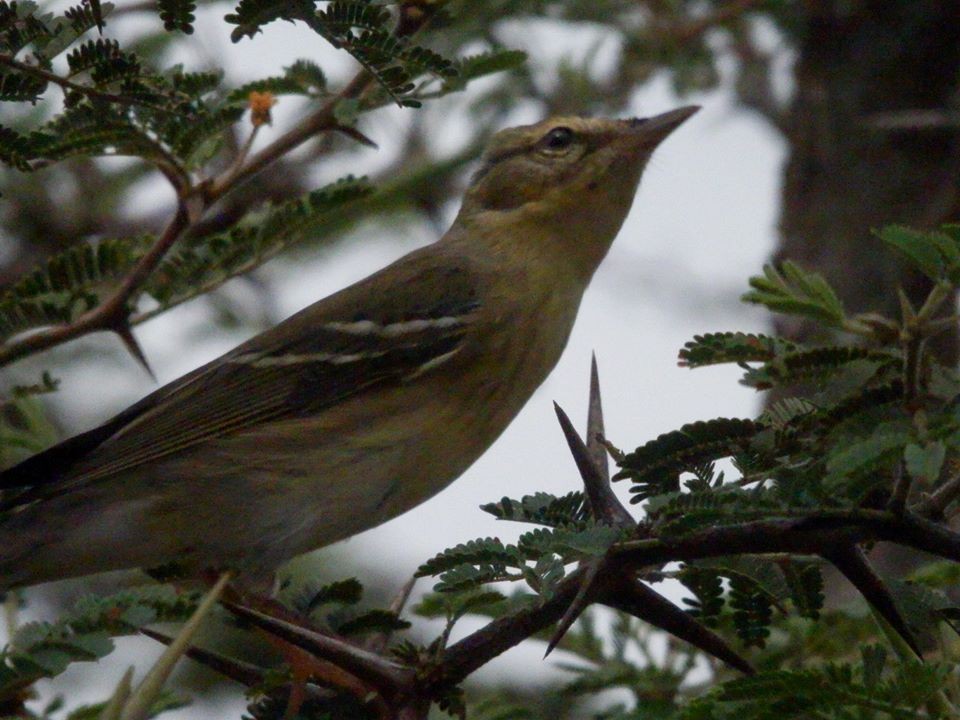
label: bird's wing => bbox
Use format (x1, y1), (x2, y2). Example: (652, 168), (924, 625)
(0, 249), (483, 498)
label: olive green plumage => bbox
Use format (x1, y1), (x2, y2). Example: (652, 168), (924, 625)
(0, 107), (698, 589)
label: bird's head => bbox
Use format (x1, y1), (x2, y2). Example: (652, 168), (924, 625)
(462, 107), (699, 233)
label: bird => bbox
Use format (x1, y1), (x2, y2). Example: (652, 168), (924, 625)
(0, 106), (698, 590)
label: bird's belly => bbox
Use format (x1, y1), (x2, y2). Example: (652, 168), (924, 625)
(142, 369), (518, 572)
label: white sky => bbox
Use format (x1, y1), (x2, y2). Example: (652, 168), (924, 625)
(2, 6), (789, 714)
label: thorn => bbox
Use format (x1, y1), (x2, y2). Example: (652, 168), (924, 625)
(825, 544), (922, 658)
(544, 558), (603, 657)
(140, 627), (266, 687)
(587, 354), (609, 485)
(897, 286), (917, 324)
(334, 124), (378, 149)
(113, 321), (156, 380)
(366, 576), (417, 653)
(554, 401), (634, 527)
(222, 601), (410, 691)
(603, 577), (754, 675)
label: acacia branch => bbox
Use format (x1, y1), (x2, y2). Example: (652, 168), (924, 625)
(223, 601), (413, 694)
(206, 71), (374, 202)
(0, 200), (196, 368)
(0, 53), (158, 109)
(0, 6), (436, 370)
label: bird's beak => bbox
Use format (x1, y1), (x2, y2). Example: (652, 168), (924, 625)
(620, 105), (700, 151)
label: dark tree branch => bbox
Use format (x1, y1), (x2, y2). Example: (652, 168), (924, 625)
(223, 601), (413, 695)
(140, 627), (267, 687)
(0, 53), (170, 110)
(0, 199), (197, 368)
(545, 557), (604, 656)
(429, 567), (586, 689)
(601, 576), (753, 675)
(915, 470), (960, 520)
(615, 511), (960, 566)
(822, 544), (921, 657)
(0, 6), (439, 371)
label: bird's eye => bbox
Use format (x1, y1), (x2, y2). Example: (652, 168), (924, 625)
(542, 126), (574, 150)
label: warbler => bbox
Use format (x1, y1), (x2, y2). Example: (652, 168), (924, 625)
(0, 107), (698, 589)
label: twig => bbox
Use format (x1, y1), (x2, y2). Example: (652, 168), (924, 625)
(365, 577), (417, 654)
(0, 53), (161, 110)
(430, 567), (586, 688)
(888, 461), (912, 515)
(0, 199), (197, 368)
(601, 576), (753, 674)
(613, 510), (960, 566)
(206, 71), (374, 201)
(0, 59), (382, 368)
(544, 558), (603, 656)
(223, 601), (413, 694)
(915, 470), (960, 520)
(823, 544), (921, 657)
(140, 627), (267, 687)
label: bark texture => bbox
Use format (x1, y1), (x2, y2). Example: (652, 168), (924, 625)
(774, 0), (960, 359)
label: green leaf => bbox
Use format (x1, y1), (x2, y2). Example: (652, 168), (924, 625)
(860, 644), (886, 688)
(441, 49), (527, 92)
(229, 59), (327, 101)
(742, 346), (899, 390)
(66, 38), (140, 82)
(679, 332), (795, 368)
(416, 538), (519, 579)
(225, 0), (314, 41)
(480, 491), (588, 528)
(729, 574), (773, 647)
(145, 176), (373, 313)
(614, 418), (760, 502)
(157, 0), (195, 33)
(334, 610), (410, 637)
(825, 422), (911, 487)
(0, 123), (39, 170)
(0, 235), (151, 341)
(432, 563), (515, 593)
(742, 261), (847, 328)
(679, 566), (724, 625)
(414, 589), (508, 621)
(876, 225), (960, 283)
(517, 524), (622, 559)
(0, 68), (47, 101)
(781, 559), (824, 620)
(301, 577), (363, 613)
(903, 441), (945, 483)
(0, 585), (198, 693)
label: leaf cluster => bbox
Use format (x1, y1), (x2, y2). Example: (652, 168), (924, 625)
(0, 585), (198, 696)
(225, 0), (457, 107)
(407, 223), (960, 718)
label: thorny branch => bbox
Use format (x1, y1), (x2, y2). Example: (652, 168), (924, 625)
(0, 4), (433, 371)
(0, 52), (166, 109)
(158, 362), (960, 720)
